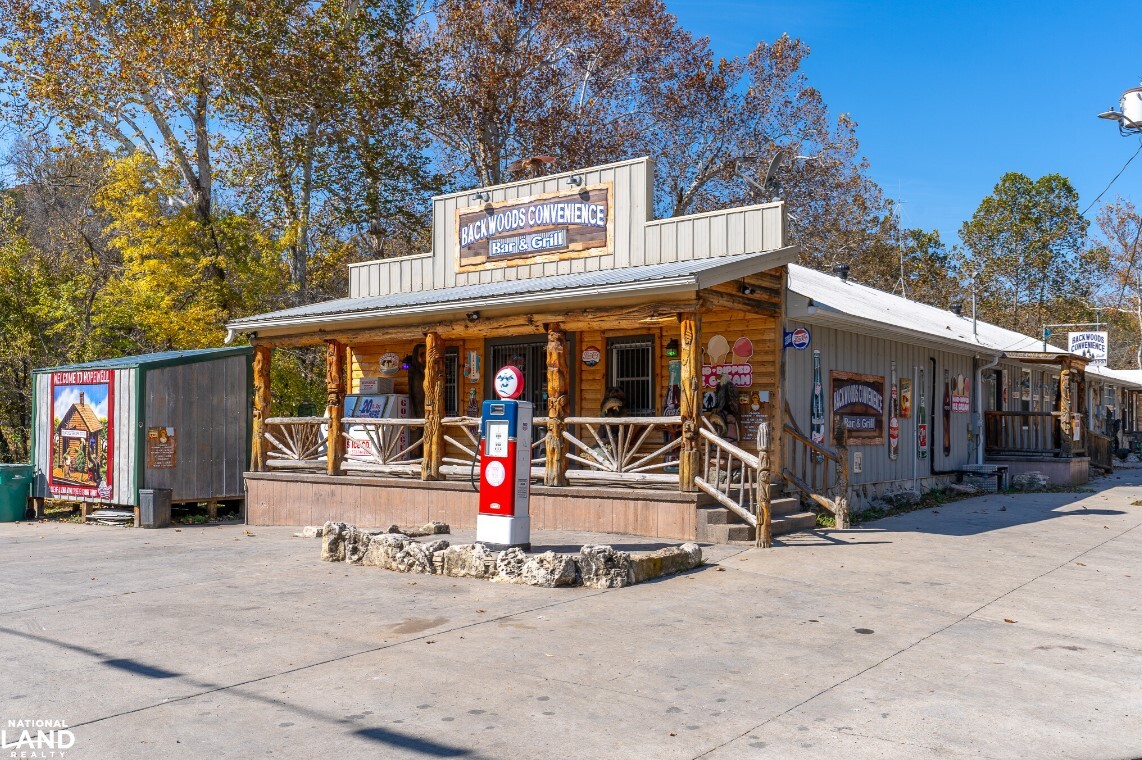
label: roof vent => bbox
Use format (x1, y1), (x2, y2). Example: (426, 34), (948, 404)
(951, 303), (963, 317)
(832, 264), (850, 283)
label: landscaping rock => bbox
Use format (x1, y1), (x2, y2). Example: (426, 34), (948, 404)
(423, 539), (450, 555)
(629, 544), (704, 583)
(520, 551), (579, 587)
(321, 522), (351, 561)
(393, 541), (434, 574)
(885, 490), (921, 507)
(949, 484), (979, 495)
(361, 533), (408, 569)
(494, 547), (528, 582)
(577, 545), (633, 588)
(294, 525), (324, 539)
(1012, 472), (1049, 491)
(439, 543), (496, 579)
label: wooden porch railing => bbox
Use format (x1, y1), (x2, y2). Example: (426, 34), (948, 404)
(342, 418), (425, 474)
(562, 416), (682, 485)
(695, 428), (761, 526)
(782, 423), (850, 529)
(984, 411), (1060, 456)
(265, 417), (327, 469)
(1087, 430), (1115, 473)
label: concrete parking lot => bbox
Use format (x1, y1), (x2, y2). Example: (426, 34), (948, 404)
(3, 473), (1142, 759)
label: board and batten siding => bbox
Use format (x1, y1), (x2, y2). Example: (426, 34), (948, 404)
(32, 367), (139, 506)
(783, 322), (977, 504)
(348, 157), (786, 298)
(142, 355), (249, 501)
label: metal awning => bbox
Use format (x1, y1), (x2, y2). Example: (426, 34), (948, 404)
(227, 246), (797, 340)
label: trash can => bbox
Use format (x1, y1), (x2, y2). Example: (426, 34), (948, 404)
(0, 464), (34, 522)
(139, 488), (172, 529)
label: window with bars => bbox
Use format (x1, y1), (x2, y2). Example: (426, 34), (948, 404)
(607, 337), (655, 416)
(444, 347), (459, 416)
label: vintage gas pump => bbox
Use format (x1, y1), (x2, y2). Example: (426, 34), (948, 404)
(476, 366), (532, 550)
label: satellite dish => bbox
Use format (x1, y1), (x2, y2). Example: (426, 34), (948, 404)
(506, 155), (556, 174)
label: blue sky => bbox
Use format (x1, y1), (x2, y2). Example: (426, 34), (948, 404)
(668, 0), (1142, 244)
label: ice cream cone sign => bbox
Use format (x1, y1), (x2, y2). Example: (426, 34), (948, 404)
(702, 334), (754, 389)
(732, 337), (753, 364)
(707, 334), (730, 365)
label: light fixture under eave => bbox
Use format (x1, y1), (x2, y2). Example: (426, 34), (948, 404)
(466, 311), (481, 322)
(567, 175), (583, 187)
(472, 191), (490, 203)
(665, 339), (680, 357)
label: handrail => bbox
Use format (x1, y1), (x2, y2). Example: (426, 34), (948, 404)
(561, 416), (681, 481)
(695, 428), (758, 528)
(783, 424), (841, 464)
(781, 421), (849, 528)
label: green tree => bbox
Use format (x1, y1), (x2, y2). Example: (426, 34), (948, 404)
(960, 172), (1096, 336)
(1094, 196), (1142, 367)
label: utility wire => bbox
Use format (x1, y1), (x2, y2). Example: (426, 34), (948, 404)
(1082, 139), (1142, 216)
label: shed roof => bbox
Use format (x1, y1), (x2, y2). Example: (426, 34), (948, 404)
(36, 346), (253, 373)
(786, 264), (1072, 356)
(226, 247), (798, 335)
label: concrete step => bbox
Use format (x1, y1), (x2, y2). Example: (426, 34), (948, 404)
(769, 497), (801, 517)
(771, 511), (818, 536)
(696, 520), (756, 543)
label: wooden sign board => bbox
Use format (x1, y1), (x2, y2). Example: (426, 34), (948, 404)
(831, 371), (886, 445)
(455, 183), (612, 271)
(146, 426), (177, 469)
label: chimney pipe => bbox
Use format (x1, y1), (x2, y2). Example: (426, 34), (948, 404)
(951, 303), (963, 317)
(832, 263), (850, 283)
(80, 392), (85, 406)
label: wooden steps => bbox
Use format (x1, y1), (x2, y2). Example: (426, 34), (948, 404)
(695, 495), (818, 544)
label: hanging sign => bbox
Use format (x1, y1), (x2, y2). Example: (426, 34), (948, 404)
(702, 334), (754, 388)
(456, 184), (612, 269)
(831, 370), (885, 445)
(379, 352), (401, 377)
(493, 365), (524, 400)
(899, 378), (913, 419)
(581, 345), (601, 367)
(783, 327), (811, 350)
(49, 370), (115, 500)
(951, 373), (971, 413)
(810, 350), (826, 449)
(889, 362), (899, 461)
(1068, 331), (1108, 367)
(146, 427), (177, 469)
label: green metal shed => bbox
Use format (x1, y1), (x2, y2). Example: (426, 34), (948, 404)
(31, 347), (253, 510)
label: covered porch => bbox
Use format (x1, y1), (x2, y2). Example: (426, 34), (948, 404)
(231, 251), (830, 544)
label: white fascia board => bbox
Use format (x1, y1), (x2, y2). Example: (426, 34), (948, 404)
(227, 276), (700, 335)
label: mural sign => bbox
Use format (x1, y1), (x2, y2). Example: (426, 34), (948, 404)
(1068, 331), (1108, 367)
(50, 370), (114, 499)
(581, 345), (601, 368)
(702, 334), (754, 388)
(456, 184), (612, 269)
(831, 370), (885, 445)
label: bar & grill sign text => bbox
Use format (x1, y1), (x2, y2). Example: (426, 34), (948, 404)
(830, 371), (886, 445)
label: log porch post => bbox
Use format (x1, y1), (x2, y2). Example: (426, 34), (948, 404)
(325, 339), (346, 476)
(545, 323), (569, 486)
(422, 331), (445, 481)
(833, 417), (851, 529)
(1058, 359), (1073, 457)
(679, 313), (701, 491)
(251, 343), (272, 472)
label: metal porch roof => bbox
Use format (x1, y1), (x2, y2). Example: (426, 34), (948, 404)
(226, 247), (797, 336)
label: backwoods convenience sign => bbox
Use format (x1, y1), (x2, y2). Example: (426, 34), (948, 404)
(831, 371), (885, 445)
(456, 184), (611, 269)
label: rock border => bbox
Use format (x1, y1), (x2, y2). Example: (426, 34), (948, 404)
(319, 522), (703, 589)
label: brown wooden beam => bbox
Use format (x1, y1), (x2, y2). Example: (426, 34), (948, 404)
(698, 288), (781, 316)
(325, 340), (346, 476)
(545, 324), (569, 486)
(679, 314), (701, 492)
(251, 344), (272, 472)
(422, 331), (445, 481)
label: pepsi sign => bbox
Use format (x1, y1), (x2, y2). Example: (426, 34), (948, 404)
(783, 327), (811, 350)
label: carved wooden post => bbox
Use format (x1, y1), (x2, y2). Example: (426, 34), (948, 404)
(422, 331), (445, 481)
(679, 313), (701, 491)
(1059, 360), (1073, 457)
(251, 344), (272, 472)
(545, 324), (569, 486)
(756, 419), (773, 548)
(325, 340), (345, 476)
(833, 417), (850, 529)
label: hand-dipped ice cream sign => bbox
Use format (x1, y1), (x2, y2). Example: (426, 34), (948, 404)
(456, 184), (612, 270)
(702, 334), (754, 388)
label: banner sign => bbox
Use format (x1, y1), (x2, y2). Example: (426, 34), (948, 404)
(783, 327), (811, 350)
(1068, 331), (1108, 367)
(49, 370), (114, 499)
(456, 184), (611, 269)
(900, 378), (913, 418)
(951, 373), (971, 413)
(831, 371), (885, 445)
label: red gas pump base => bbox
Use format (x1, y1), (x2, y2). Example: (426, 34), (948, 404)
(475, 514), (531, 551)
